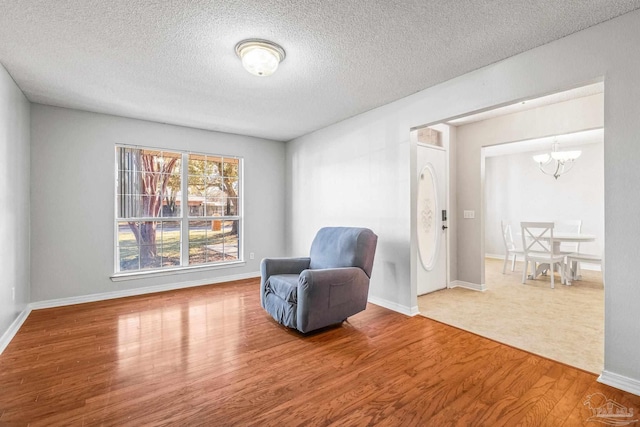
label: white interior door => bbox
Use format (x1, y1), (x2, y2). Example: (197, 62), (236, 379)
(417, 143), (448, 295)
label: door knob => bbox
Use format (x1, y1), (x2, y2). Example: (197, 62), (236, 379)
(442, 225), (448, 230)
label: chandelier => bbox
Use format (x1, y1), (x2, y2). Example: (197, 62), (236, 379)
(532, 140), (581, 180)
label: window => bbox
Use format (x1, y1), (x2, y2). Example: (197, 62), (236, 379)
(115, 146), (242, 273)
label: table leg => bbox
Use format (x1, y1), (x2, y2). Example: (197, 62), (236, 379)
(535, 262), (548, 278)
(564, 259), (581, 282)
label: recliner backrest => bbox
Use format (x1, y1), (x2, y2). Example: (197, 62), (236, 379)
(309, 227), (378, 277)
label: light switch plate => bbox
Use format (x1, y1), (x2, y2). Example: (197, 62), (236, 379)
(463, 210), (475, 219)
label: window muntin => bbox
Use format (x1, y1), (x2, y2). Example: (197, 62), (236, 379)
(115, 146), (242, 273)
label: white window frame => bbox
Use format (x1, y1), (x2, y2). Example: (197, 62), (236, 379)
(112, 144), (244, 279)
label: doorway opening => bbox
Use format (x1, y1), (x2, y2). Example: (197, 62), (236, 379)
(416, 82), (605, 374)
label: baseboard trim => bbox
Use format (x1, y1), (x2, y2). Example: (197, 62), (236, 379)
(598, 370), (640, 396)
(0, 307), (32, 355)
(450, 280), (487, 292)
(29, 271), (261, 310)
(368, 296), (419, 316)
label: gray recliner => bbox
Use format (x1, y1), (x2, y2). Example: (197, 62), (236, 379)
(260, 227), (378, 333)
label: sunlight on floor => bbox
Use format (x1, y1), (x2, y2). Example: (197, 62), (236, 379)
(418, 258), (604, 374)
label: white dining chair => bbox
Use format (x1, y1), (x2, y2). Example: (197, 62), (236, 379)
(554, 219), (583, 253)
(520, 222), (566, 289)
(565, 252), (602, 285)
(555, 219), (583, 278)
(500, 220), (524, 274)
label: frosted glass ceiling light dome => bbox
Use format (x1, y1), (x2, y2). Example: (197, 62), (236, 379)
(235, 39), (286, 77)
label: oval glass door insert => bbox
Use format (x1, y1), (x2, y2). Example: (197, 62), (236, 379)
(417, 164), (440, 271)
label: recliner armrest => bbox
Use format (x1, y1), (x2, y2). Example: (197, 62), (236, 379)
(261, 257), (311, 278)
(298, 267), (365, 290)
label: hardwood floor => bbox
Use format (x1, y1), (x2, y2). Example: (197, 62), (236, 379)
(1, 279), (638, 426)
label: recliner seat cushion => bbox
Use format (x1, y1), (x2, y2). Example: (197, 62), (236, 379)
(267, 274), (299, 303)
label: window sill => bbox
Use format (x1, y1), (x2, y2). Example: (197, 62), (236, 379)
(110, 260), (246, 282)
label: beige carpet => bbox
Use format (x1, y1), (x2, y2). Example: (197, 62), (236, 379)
(418, 258), (604, 374)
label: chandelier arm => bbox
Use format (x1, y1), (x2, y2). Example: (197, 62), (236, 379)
(553, 161), (562, 180)
(537, 161), (557, 177)
(536, 158), (577, 180)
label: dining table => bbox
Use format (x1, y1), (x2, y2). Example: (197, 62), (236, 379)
(546, 232), (596, 252)
(529, 232), (596, 282)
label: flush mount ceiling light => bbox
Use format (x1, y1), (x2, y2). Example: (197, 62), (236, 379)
(235, 39), (286, 77)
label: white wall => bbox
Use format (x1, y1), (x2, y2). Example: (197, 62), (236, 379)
(485, 142), (604, 258)
(286, 10), (640, 391)
(0, 64), (30, 339)
(286, 118), (413, 312)
(30, 105), (286, 302)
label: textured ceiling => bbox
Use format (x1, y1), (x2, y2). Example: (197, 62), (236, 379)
(1, 1), (639, 141)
